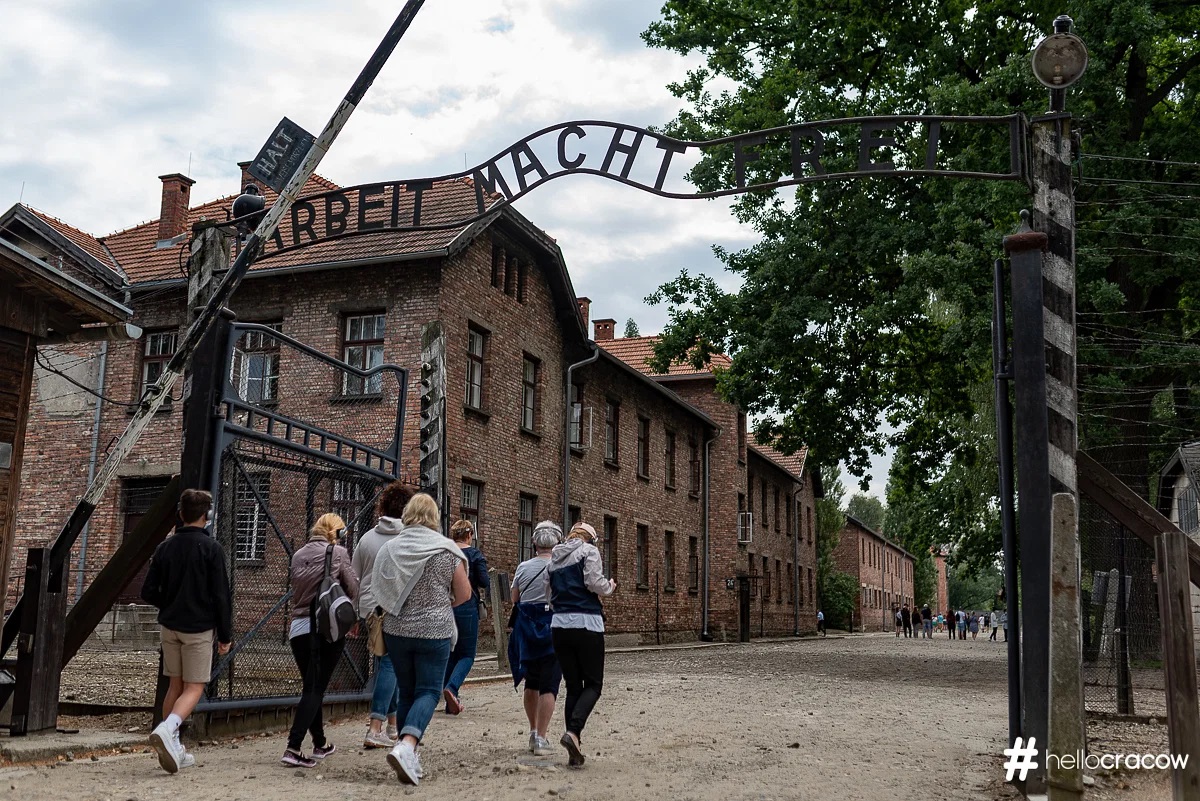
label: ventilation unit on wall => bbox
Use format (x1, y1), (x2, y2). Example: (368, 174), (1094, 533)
(737, 512), (754, 544)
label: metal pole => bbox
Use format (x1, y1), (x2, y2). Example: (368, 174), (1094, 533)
(0, 0), (430, 659)
(1116, 525), (1132, 714)
(0, 3), (429, 661)
(562, 346), (600, 526)
(993, 256), (1022, 749)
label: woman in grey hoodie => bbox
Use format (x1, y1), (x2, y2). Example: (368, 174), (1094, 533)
(545, 521), (615, 767)
(351, 481), (412, 748)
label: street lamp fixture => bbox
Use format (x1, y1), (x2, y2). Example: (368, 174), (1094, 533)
(1031, 16), (1088, 89)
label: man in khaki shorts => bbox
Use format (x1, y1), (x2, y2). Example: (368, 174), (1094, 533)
(141, 489), (233, 773)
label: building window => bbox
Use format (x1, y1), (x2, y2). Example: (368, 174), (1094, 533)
(761, 481), (768, 528)
(342, 313), (385, 395)
(748, 478), (755, 517)
(762, 556), (770, 601)
(521, 355), (539, 431)
(738, 492), (746, 515)
(861, 539), (865, 563)
(773, 488), (780, 531)
(807, 505), (813, 544)
(569, 505), (581, 527)
(234, 471), (270, 562)
(604, 399), (620, 464)
(518, 493), (536, 561)
(636, 524), (649, 587)
(461, 480), (482, 529)
(664, 430), (676, 489)
(232, 323), (281, 404)
(636, 416), (651, 478)
(688, 437), (700, 495)
(776, 559), (783, 603)
(491, 244), (504, 288)
(332, 479), (369, 539)
(1180, 484), (1199, 534)
(798, 567), (804, 606)
(141, 330), (177, 394)
(808, 567), (813, 604)
(688, 536), (699, 592)
(569, 382), (583, 447)
(787, 495), (794, 538)
(603, 516), (617, 580)
(465, 325), (486, 410)
(664, 530), (676, 590)
(787, 563), (794, 605)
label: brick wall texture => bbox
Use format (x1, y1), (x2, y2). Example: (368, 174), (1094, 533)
(830, 518), (915, 632)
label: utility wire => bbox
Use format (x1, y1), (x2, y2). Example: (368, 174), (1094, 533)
(34, 350), (179, 408)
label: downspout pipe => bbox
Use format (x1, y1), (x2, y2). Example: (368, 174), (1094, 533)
(700, 427), (721, 641)
(75, 340), (108, 602)
(562, 345), (601, 526)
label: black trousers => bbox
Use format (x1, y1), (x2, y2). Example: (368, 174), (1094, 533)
(288, 632), (346, 750)
(552, 628), (605, 739)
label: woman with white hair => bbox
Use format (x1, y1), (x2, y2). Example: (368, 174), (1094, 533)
(372, 493), (471, 785)
(546, 521), (615, 767)
(508, 520), (563, 756)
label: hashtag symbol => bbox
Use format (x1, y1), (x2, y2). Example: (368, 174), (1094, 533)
(1002, 736), (1039, 781)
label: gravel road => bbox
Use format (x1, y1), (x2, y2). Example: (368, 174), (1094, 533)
(0, 634), (1143, 800)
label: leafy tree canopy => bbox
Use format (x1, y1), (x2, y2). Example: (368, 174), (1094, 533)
(846, 493), (886, 533)
(644, 2), (1200, 567)
(624, 318), (641, 338)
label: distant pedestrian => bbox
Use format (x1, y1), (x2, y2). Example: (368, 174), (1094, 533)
(901, 604), (912, 638)
(957, 609), (967, 640)
(142, 489), (232, 774)
(921, 605), (933, 639)
(351, 480), (412, 749)
(946, 609), (954, 640)
(989, 610), (1001, 642)
(443, 519), (490, 715)
(816, 609), (826, 636)
(373, 493), (472, 785)
(509, 521), (563, 756)
(281, 512), (359, 768)
(548, 521), (616, 768)
(1002, 610), (1009, 641)
(894, 607), (902, 637)
(969, 612), (980, 640)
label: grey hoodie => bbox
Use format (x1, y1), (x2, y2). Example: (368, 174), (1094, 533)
(543, 537), (614, 605)
(351, 516), (403, 617)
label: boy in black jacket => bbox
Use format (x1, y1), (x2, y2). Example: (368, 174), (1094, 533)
(141, 489), (233, 773)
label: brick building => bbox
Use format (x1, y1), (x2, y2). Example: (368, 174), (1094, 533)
(831, 515), (915, 632)
(1, 163), (820, 642)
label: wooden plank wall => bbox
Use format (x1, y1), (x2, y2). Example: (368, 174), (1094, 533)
(0, 326), (36, 619)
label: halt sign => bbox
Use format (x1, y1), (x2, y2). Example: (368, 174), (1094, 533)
(247, 117), (316, 193)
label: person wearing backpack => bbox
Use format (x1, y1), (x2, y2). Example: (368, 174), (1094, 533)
(281, 512), (359, 768)
(373, 492), (471, 785)
(508, 521), (563, 756)
(442, 518), (490, 715)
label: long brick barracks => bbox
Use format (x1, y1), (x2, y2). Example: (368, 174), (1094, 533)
(0, 165), (822, 642)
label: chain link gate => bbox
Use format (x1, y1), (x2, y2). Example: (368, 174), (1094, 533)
(195, 321), (411, 711)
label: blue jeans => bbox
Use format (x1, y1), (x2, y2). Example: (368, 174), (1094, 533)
(385, 633), (452, 740)
(369, 653), (400, 722)
(443, 603), (479, 695)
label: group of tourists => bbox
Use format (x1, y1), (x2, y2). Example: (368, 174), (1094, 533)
(892, 604), (1008, 642)
(139, 482), (616, 784)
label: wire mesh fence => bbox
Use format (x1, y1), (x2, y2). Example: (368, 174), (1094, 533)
(1079, 494), (1164, 718)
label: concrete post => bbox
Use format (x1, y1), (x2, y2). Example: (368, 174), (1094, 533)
(1048, 493), (1085, 800)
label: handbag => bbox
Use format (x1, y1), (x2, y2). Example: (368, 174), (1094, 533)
(366, 607), (386, 657)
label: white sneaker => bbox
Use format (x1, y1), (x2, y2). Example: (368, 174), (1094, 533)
(387, 743), (420, 785)
(364, 728), (394, 749)
(529, 732), (538, 753)
(385, 724), (399, 742)
(179, 751), (196, 769)
(149, 721), (183, 774)
(533, 736), (554, 757)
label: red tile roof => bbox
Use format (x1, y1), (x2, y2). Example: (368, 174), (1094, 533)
(101, 175), (492, 285)
(747, 432), (808, 480)
(598, 335), (732, 377)
(25, 206), (123, 278)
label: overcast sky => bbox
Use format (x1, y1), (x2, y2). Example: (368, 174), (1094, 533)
(0, 0), (892, 498)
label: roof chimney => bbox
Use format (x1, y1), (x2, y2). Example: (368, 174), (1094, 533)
(237, 161), (265, 195)
(593, 318), (616, 341)
(157, 173), (195, 242)
(576, 297), (591, 330)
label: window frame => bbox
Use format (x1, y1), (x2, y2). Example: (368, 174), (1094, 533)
(461, 479), (483, 530)
(688, 437), (700, 496)
(342, 312), (386, 396)
(232, 322), (282, 405)
(687, 536), (699, 593)
(604, 398), (620, 465)
(636, 523), (649, 588)
(664, 530), (676, 591)
(517, 493), (536, 561)
(465, 325), (487, 411)
(521, 354), (539, 433)
(234, 471), (271, 564)
(636, 416), (651, 479)
(569, 381), (584, 449)
(141, 329), (178, 396)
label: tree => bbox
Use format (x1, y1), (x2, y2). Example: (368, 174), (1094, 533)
(814, 465), (846, 608)
(644, 2), (1200, 565)
(623, 318), (640, 338)
(912, 551), (937, 609)
(822, 570), (859, 631)
(845, 493), (886, 533)
(948, 562), (1003, 610)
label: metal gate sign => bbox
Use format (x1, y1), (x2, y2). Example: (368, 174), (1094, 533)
(248, 117), (316, 193)
(258, 113), (1028, 257)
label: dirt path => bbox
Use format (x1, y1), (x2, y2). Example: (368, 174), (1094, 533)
(2, 635), (1018, 801)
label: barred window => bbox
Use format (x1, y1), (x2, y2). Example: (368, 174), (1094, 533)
(522, 356), (539, 431)
(461, 480), (482, 529)
(664, 531), (676, 590)
(232, 323), (281, 403)
(636, 524), (649, 587)
(518, 493), (536, 561)
(331, 479), (369, 539)
(605, 399), (620, 464)
(637, 417), (651, 478)
(688, 536), (699, 592)
(234, 472), (271, 562)
(343, 313), (385, 395)
(465, 326), (486, 410)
